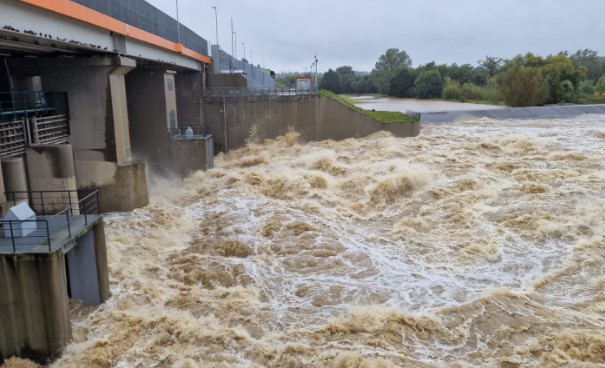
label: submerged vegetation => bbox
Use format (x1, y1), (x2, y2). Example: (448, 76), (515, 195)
(319, 90), (418, 123)
(286, 48), (605, 107)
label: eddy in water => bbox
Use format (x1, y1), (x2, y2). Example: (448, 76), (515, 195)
(5, 116), (604, 368)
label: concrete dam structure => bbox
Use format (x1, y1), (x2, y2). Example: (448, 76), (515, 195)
(419, 103), (605, 123)
(0, 0), (420, 364)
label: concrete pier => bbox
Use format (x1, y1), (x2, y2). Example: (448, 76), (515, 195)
(1, 157), (29, 205)
(0, 212), (109, 364)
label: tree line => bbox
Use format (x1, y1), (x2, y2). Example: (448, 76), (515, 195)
(316, 48), (605, 107)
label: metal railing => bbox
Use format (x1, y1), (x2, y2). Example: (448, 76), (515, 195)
(205, 87), (318, 98)
(169, 124), (211, 140)
(1, 190), (100, 253)
(0, 119), (27, 157)
(0, 92), (68, 122)
(0, 114), (69, 158)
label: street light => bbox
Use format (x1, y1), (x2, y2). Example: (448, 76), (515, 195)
(314, 54), (318, 93)
(250, 50), (252, 66)
(233, 31), (237, 59)
(212, 6), (219, 48)
(175, 0), (181, 44)
(242, 42), (246, 61)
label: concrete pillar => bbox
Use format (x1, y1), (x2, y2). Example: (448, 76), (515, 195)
(65, 220), (110, 305)
(25, 144), (78, 213)
(1, 157), (29, 205)
(109, 65), (134, 164)
(0, 252), (72, 364)
(164, 71), (178, 132)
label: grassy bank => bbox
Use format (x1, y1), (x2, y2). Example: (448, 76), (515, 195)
(319, 90), (418, 123)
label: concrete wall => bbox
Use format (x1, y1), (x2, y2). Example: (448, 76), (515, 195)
(0, 252), (71, 363)
(202, 95), (420, 153)
(1, 157), (28, 205)
(127, 69), (211, 177)
(208, 74), (248, 88)
(175, 72), (205, 125)
(0, 219), (110, 364)
(25, 144), (78, 213)
(98, 162), (149, 213)
(65, 221), (110, 305)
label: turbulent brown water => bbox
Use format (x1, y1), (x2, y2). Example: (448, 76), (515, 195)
(6, 116), (605, 368)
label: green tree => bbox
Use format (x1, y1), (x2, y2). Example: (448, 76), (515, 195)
(335, 66), (356, 93)
(389, 67), (417, 97)
(578, 80), (594, 97)
(415, 69), (443, 98)
(319, 69), (341, 93)
(596, 75), (605, 95)
(570, 49), (605, 81)
(543, 53), (582, 103)
(478, 56), (505, 77)
(374, 48), (412, 72)
(351, 75), (377, 94)
(496, 55), (549, 107)
(371, 48), (412, 94)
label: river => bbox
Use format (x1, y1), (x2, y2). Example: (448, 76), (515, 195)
(5, 113), (605, 368)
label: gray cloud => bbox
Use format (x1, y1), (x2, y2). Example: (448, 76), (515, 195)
(147, 0), (605, 72)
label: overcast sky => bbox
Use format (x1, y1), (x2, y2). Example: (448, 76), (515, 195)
(146, 0), (605, 73)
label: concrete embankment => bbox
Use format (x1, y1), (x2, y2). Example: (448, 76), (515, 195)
(419, 104), (605, 123)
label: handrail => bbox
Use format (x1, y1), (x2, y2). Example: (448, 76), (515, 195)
(205, 87), (317, 98)
(1, 189), (100, 253)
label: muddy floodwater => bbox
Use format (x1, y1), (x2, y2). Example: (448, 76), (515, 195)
(6, 115), (605, 368)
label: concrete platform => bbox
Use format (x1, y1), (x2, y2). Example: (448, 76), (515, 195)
(0, 214), (101, 254)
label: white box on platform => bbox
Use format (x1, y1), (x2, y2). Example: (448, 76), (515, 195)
(3, 202), (36, 238)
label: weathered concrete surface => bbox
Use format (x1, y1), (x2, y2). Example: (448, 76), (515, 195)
(1, 157), (28, 205)
(26, 144), (78, 213)
(127, 69), (211, 177)
(0, 252), (71, 364)
(97, 161), (149, 213)
(203, 95), (420, 153)
(208, 74), (247, 88)
(420, 104), (605, 123)
(6, 56), (147, 212)
(0, 217), (110, 364)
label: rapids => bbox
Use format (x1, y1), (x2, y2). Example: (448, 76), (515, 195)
(5, 116), (605, 367)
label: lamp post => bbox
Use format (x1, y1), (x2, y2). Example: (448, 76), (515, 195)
(242, 42), (246, 61)
(212, 6), (219, 48)
(233, 31), (237, 59)
(250, 50), (252, 66)
(175, 0), (181, 44)
(314, 54), (318, 94)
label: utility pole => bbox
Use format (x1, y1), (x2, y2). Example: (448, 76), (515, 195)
(230, 18), (234, 72)
(175, 0), (181, 44)
(314, 53), (318, 94)
(212, 6), (219, 48)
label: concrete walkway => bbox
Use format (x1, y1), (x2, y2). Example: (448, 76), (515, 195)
(418, 104), (605, 123)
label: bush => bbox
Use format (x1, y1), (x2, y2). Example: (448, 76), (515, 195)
(415, 69), (443, 99)
(578, 80), (594, 97)
(442, 78), (461, 100)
